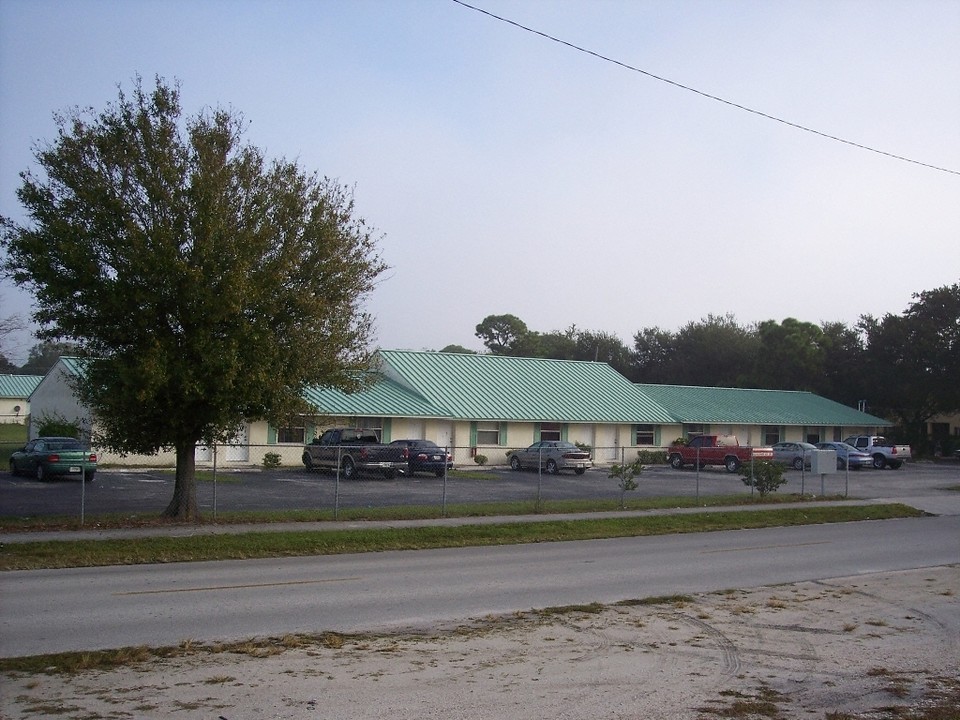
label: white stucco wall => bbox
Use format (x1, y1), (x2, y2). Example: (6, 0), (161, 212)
(0, 398), (29, 424)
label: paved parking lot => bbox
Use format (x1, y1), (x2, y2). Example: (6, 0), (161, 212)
(1, 460), (958, 519)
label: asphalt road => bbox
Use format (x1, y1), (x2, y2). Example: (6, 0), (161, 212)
(1, 461), (958, 658)
(1, 515), (958, 657)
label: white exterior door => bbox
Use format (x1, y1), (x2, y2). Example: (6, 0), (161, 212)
(223, 425), (250, 463)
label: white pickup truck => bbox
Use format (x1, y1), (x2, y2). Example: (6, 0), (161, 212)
(843, 435), (911, 469)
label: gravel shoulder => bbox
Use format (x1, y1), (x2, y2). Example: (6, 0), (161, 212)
(3, 565), (957, 719)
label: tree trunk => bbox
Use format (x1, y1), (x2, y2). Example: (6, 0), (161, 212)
(162, 441), (198, 521)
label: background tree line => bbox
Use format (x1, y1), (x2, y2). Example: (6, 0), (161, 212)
(462, 282), (960, 455)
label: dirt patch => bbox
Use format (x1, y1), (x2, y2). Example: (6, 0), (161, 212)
(2, 566), (957, 719)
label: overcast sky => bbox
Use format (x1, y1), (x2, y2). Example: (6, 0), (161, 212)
(1, 0), (958, 365)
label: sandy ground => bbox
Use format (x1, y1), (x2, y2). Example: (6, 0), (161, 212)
(2, 565), (957, 720)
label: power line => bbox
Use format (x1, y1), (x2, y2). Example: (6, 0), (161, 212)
(451, 0), (959, 177)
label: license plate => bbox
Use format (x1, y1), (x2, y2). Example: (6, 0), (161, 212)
(430, 455), (441, 461)
(69, 466), (81, 473)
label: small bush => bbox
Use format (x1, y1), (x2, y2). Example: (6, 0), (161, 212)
(473, 453), (488, 466)
(609, 459), (644, 509)
(637, 449), (668, 465)
(740, 460), (787, 497)
(35, 412), (81, 438)
(262, 452), (282, 469)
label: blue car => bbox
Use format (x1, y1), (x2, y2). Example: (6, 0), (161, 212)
(815, 442), (872, 470)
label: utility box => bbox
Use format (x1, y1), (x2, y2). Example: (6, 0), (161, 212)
(810, 449), (837, 475)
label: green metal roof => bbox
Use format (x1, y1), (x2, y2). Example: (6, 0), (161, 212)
(301, 375), (450, 419)
(378, 350), (675, 423)
(636, 384), (892, 427)
(0, 374), (43, 399)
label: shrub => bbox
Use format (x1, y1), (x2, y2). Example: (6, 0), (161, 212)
(740, 460), (787, 497)
(35, 412), (81, 438)
(262, 452), (282, 469)
(609, 459), (644, 509)
(473, 453), (488, 466)
(636, 449), (668, 465)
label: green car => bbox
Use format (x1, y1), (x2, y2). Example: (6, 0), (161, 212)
(8, 436), (98, 482)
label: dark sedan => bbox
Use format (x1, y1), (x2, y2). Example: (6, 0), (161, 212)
(8, 436), (98, 481)
(389, 439), (454, 477)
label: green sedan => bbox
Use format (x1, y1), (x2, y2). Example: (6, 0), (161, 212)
(8, 436), (98, 482)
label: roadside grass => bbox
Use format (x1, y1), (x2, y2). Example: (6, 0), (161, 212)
(0, 503), (922, 571)
(0, 492), (858, 533)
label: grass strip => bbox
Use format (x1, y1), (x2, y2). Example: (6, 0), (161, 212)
(0, 504), (922, 571)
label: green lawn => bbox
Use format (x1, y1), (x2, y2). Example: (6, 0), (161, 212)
(0, 503), (923, 571)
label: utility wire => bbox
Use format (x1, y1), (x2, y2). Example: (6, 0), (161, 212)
(452, 0), (959, 177)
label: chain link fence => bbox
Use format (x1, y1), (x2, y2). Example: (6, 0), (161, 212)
(1, 440), (896, 525)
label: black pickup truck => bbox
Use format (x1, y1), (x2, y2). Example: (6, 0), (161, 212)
(302, 427), (407, 479)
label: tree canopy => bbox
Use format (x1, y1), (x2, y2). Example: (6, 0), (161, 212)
(1, 77), (387, 519)
(465, 281), (960, 454)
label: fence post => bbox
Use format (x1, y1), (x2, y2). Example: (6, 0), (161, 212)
(441, 445), (449, 518)
(334, 445), (342, 520)
(80, 464), (86, 526)
(213, 443), (218, 521)
(536, 446), (543, 512)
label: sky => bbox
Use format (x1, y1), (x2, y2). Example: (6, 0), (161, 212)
(1, 0), (958, 365)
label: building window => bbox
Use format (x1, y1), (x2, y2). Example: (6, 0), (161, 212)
(683, 423), (705, 439)
(806, 428), (824, 444)
(351, 417), (384, 441)
(476, 422), (500, 445)
(540, 423), (562, 442)
(277, 426), (305, 444)
(762, 426), (781, 446)
(635, 424), (655, 445)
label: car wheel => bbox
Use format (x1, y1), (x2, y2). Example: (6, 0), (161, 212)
(302, 453), (314, 471)
(546, 459), (560, 475)
(342, 457), (356, 479)
(435, 469), (445, 478)
(669, 454), (683, 469)
(510, 456), (522, 471)
(84, 470), (96, 483)
(888, 460), (903, 470)
(574, 467), (585, 475)
(36, 464), (45, 481)
(8, 460), (17, 477)
(792, 457), (804, 471)
(872, 454), (886, 470)
(724, 457), (741, 473)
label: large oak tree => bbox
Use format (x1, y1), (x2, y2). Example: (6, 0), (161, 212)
(1, 77), (387, 519)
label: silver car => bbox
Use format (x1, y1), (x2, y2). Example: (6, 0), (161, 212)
(770, 441), (818, 470)
(508, 441), (592, 475)
(815, 442), (872, 470)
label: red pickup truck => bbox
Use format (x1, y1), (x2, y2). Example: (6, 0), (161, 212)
(668, 435), (774, 473)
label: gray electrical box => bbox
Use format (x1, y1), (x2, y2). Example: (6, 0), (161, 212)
(810, 449), (837, 475)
